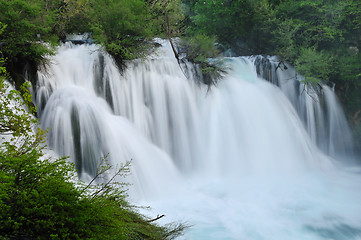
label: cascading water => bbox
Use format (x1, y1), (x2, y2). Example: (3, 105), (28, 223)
(34, 41), (361, 239)
(253, 56), (354, 158)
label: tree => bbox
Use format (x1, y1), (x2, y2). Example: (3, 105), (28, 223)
(191, 0), (255, 51)
(0, 0), (57, 62)
(89, 0), (155, 62)
(178, 34), (225, 87)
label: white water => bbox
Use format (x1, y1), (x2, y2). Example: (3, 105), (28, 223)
(35, 41), (361, 239)
(252, 56), (354, 159)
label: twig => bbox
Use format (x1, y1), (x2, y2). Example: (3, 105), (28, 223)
(165, 12), (188, 79)
(301, 82), (320, 103)
(275, 60), (288, 72)
(79, 155), (109, 195)
(147, 214), (165, 223)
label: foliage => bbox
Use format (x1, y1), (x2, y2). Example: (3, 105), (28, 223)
(0, 22), (6, 76)
(295, 47), (335, 84)
(190, 0), (255, 53)
(54, 0), (92, 38)
(344, 0), (361, 32)
(149, 0), (186, 38)
(187, 0), (280, 54)
(0, 0), (167, 68)
(89, 0), (155, 62)
(178, 34), (225, 86)
(0, 0), (57, 63)
(0, 57), (5, 76)
(271, 18), (301, 60)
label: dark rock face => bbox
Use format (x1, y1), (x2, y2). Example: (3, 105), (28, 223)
(253, 55), (279, 86)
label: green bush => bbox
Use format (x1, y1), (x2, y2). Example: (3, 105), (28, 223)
(295, 47), (334, 85)
(178, 34), (226, 86)
(0, 0), (57, 63)
(89, 0), (154, 62)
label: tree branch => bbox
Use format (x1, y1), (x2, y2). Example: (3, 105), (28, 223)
(147, 214), (165, 223)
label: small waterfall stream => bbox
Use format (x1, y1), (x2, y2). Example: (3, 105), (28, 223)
(253, 56), (354, 158)
(34, 41), (361, 239)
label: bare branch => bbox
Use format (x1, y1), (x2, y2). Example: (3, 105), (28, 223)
(147, 214), (165, 223)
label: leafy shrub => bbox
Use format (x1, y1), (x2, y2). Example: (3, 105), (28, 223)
(295, 47), (334, 84)
(178, 34), (226, 87)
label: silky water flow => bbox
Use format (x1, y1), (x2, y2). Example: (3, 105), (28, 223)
(34, 41), (361, 240)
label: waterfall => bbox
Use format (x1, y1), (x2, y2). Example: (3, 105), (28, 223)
(252, 56), (354, 158)
(34, 41), (361, 239)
